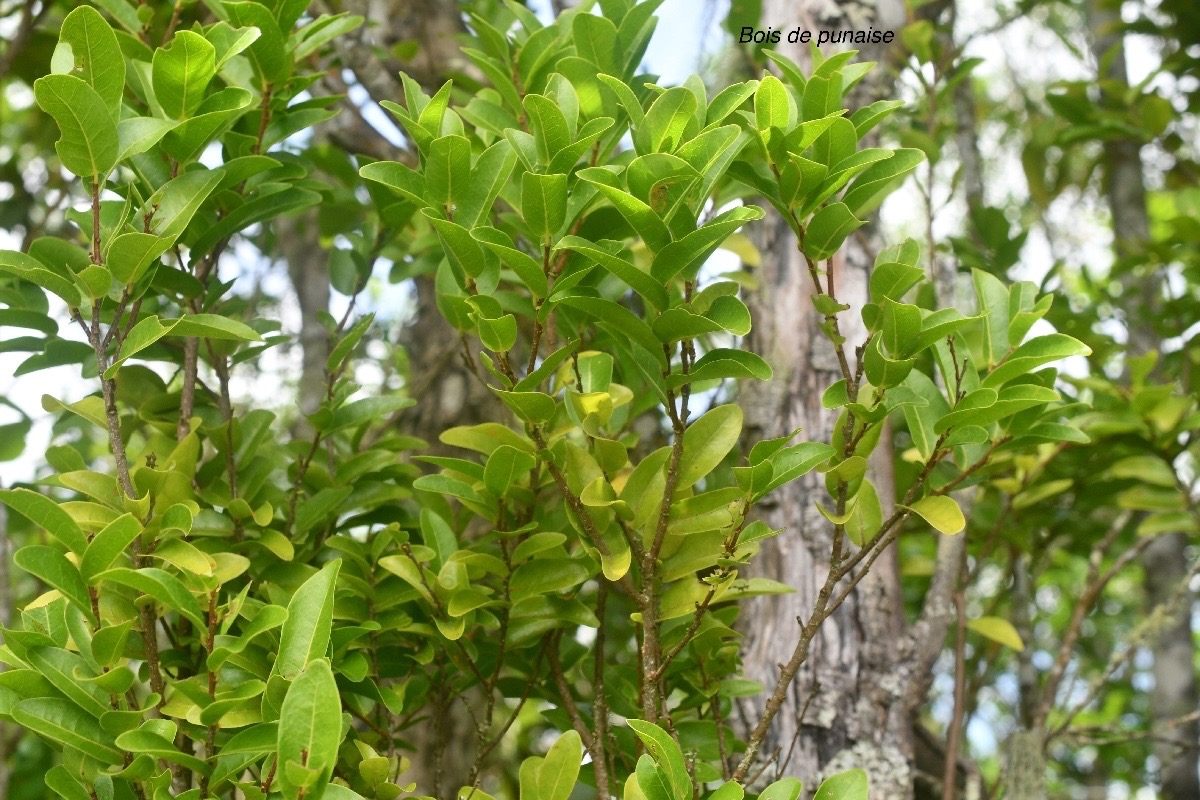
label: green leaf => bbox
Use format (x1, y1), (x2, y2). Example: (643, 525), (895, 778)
(162, 87), (255, 162)
(33, 74), (119, 178)
(678, 404), (742, 486)
(935, 384), (1059, 433)
(972, 268), (1010, 366)
(667, 348), (771, 388)
(870, 260), (924, 304)
(425, 211), (488, 280)
(635, 87), (697, 153)
(94, 566), (206, 628)
(0, 487), (88, 553)
(981, 333), (1091, 388)
(13, 546), (93, 622)
(650, 205), (764, 283)
(359, 161), (424, 205)
(170, 313), (263, 341)
(80, 514), (141, 584)
(628, 720), (690, 799)
(59, 5), (125, 119)
(12, 698), (121, 763)
(524, 94), (571, 162)
(841, 148), (924, 215)
(966, 616), (1025, 651)
(597, 73), (645, 127)
(481, 444), (536, 497)
(117, 727), (212, 774)
(107, 230), (168, 285)
(224, 1), (290, 84)
(153, 31), (216, 119)
(652, 307), (723, 343)
(472, 227), (549, 297)
(278, 660), (342, 800)
(863, 336), (916, 388)
(754, 75), (792, 133)
(0, 250), (82, 307)
(1013, 478), (1073, 510)
(706, 295), (752, 336)
(707, 79), (758, 125)
(273, 560), (342, 680)
(558, 296), (666, 367)
(576, 167), (672, 252)
(91, 620), (133, 666)
(103, 315), (176, 377)
(92, 0), (142, 34)
(145, 168), (224, 244)
(1106, 455), (1177, 488)
(804, 202), (862, 261)
(756, 442), (838, 500)
(425, 134), (472, 210)
(537, 729), (583, 800)
(759, 778), (803, 800)
(325, 395), (415, 433)
(45, 766), (91, 800)
(851, 99), (904, 138)
(188, 185), (322, 256)
(458, 139), (518, 229)
(557, 236), (668, 311)
(710, 783), (746, 800)
(523, 172), (568, 242)
(509, 559), (591, 603)
(206, 21), (263, 67)
(208, 604), (289, 670)
(494, 388), (556, 424)
(903, 495), (965, 535)
(813, 769), (869, 800)
(472, 310), (518, 353)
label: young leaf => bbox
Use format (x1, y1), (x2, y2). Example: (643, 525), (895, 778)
(903, 495), (965, 535)
(966, 616), (1025, 651)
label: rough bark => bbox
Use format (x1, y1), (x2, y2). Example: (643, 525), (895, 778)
(1087, 4), (1200, 799)
(737, 1), (914, 795)
(280, 213), (331, 424)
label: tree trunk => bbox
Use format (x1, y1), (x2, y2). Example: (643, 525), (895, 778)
(737, 1), (914, 795)
(280, 213), (331, 424)
(1087, 4), (1200, 798)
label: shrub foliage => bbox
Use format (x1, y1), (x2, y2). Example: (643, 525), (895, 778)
(0, 1), (1093, 799)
